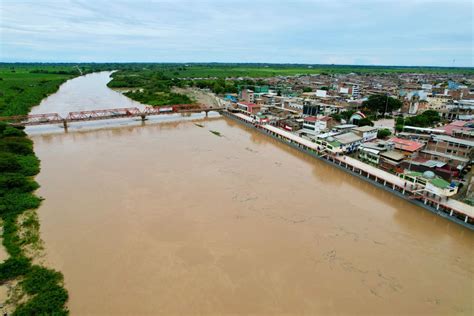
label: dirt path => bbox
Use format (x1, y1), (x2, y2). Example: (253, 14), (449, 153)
(172, 87), (221, 108)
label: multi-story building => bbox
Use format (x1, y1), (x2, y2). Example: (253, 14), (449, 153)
(352, 125), (378, 142)
(421, 135), (474, 168)
(301, 116), (333, 135)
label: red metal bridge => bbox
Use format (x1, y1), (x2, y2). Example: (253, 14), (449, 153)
(0, 104), (225, 130)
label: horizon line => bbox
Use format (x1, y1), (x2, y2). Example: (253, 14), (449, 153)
(0, 61), (473, 69)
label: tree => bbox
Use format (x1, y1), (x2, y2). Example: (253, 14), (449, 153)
(302, 87), (312, 92)
(404, 110), (441, 127)
(362, 94), (402, 117)
(357, 117), (374, 127)
(377, 128), (391, 139)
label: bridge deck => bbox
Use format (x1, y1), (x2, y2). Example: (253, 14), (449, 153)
(0, 106), (225, 126)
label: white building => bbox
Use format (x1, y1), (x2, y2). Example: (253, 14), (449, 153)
(302, 116), (331, 135)
(352, 125), (378, 142)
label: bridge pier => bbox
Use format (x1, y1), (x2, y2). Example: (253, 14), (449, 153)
(140, 114), (146, 122)
(63, 120), (68, 131)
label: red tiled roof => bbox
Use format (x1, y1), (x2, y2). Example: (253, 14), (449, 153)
(440, 120), (474, 135)
(389, 137), (424, 152)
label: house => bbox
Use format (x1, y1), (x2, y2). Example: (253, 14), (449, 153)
(314, 137), (344, 155)
(302, 116), (332, 135)
(278, 119), (303, 131)
(352, 125), (378, 142)
(401, 158), (460, 181)
(379, 150), (406, 171)
(240, 89), (254, 103)
(399, 171), (458, 197)
(389, 137), (425, 156)
(358, 140), (395, 164)
(333, 124), (357, 133)
(236, 102), (260, 114)
(420, 134), (473, 169)
(333, 132), (363, 153)
(440, 120), (474, 139)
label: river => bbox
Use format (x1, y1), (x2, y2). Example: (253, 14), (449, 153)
(28, 72), (473, 315)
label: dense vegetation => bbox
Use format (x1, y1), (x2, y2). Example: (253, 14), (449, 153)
(0, 64), (85, 314)
(0, 123), (69, 315)
(362, 94), (403, 117)
(395, 110), (442, 131)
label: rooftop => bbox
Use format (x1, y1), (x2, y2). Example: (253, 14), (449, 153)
(380, 150), (406, 161)
(334, 132), (362, 145)
(440, 120), (474, 135)
(352, 125), (378, 132)
(432, 134), (474, 147)
(389, 137), (424, 152)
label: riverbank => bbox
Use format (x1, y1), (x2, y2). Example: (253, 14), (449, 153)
(222, 111), (474, 230)
(0, 64), (92, 314)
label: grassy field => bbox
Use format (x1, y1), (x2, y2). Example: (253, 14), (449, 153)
(0, 64), (98, 116)
(153, 64), (474, 78)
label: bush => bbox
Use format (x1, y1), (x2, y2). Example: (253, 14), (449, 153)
(21, 265), (64, 294)
(0, 257), (31, 281)
(377, 128), (392, 139)
(0, 174), (39, 196)
(0, 152), (22, 172)
(16, 155), (40, 176)
(357, 117), (374, 127)
(0, 192), (42, 216)
(0, 138), (34, 155)
(13, 285), (69, 316)
(3, 126), (26, 137)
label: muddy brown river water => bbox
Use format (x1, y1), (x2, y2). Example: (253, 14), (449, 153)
(28, 72), (473, 315)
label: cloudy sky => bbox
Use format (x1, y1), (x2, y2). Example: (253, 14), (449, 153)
(1, 0), (472, 66)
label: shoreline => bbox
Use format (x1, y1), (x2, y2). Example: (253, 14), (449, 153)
(221, 110), (474, 231)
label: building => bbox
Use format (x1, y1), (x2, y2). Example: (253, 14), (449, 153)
(240, 89), (254, 103)
(333, 124), (357, 133)
(348, 111), (366, 124)
(379, 150), (406, 171)
(236, 102), (260, 114)
(420, 134), (474, 168)
(440, 120), (474, 138)
(278, 119), (303, 131)
(333, 132), (363, 153)
(358, 140), (395, 164)
(399, 171), (458, 197)
(302, 116), (332, 135)
(352, 125), (378, 142)
(389, 137), (425, 156)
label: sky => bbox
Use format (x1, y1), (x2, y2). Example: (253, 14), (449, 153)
(0, 0), (473, 66)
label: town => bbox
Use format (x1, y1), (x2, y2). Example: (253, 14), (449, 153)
(210, 71), (474, 226)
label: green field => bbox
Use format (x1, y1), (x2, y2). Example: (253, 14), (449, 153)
(107, 63), (474, 79)
(0, 64), (110, 116)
